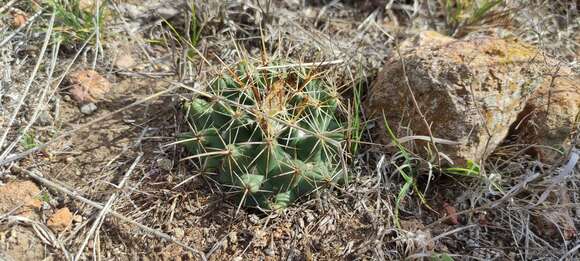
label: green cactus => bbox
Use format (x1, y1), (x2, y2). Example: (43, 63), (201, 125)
(180, 62), (346, 210)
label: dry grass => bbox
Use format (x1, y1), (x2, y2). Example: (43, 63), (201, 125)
(0, 0), (578, 260)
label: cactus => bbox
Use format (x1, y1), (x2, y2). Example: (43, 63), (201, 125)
(180, 62), (346, 210)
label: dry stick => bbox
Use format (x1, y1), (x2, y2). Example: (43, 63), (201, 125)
(12, 166), (207, 261)
(0, 33), (59, 162)
(430, 224), (478, 242)
(0, 0), (18, 13)
(395, 44), (442, 166)
(559, 243), (580, 261)
(0, 85), (179, 166)
(74, 154), (143, 261)
(255, 59), (344, 70)
(0, 12), (54, 160)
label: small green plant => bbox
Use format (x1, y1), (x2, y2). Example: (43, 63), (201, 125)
(348, 76), (365, 155)
(48, 0), (107, 45)
(382, 114), (431, 227)
(179, 62), (346, 211)
(445, 160), (481, 177)
(443, 0), (506, 37)
(21, 131), (36, 150)
(37, 192), (52, 203)
(163, 2), (204, 61)
(431, 253), (454, 261)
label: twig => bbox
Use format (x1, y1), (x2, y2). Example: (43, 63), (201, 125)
(431, 224), (477, 242)
(255, 59), (344, 70)
(74, 154), (142, 261)
(0, 32), (59, 162)
(559, 243), (580, 261)
(0, 0), (18, 14)
(12, 165), (207, 261)
(0, 12), (54, 160)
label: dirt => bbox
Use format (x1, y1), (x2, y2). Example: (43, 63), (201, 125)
(0, 181), (46, 260)
(0, 226), (48, 261)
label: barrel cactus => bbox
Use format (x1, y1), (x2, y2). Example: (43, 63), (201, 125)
(179, 62), (346, 210)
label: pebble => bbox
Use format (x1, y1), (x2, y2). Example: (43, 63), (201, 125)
(173, 227), (185, 239)
(264, 248), (275, 256)
(36, 110), (52, 126)
(80, 103), (97, 115)
(156, 158), (173, 171)
(157, 7), (179, 19)
(122, 4), (142, 19)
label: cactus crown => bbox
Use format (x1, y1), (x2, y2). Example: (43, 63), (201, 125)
(180, 61), (346, 211)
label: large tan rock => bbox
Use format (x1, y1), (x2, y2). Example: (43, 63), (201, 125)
(367, 31), (578, 165)
(512, 64), (580, 162)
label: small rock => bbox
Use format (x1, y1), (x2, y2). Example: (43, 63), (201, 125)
(78, 0), (95, 13)
(67, 69), (111, 103)
(80, 102), (97, 115)
(114, 53), (136, 70)
(0, 181), (42, 219)
(249, 214), (260, 224)
(156, 158), (173, 171)
(73, 214), (83, 223)
(36, 110), (52, 126)
(64, 156), (74, 164)
(264, 247), (275, 256)
(10, 10), (28, 28)
(47, 207), (73, 232)
(284, 0), (301, 9)
(228, 232), (238, 244)
(121, 4), (142, 19)
(173, 227), (185, 240)
(157, 7), (179, 19)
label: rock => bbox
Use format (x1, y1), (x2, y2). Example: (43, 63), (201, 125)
(367, 31), (562, 165)
(156, 158), (173, 171)
(10, 9), (28, 28)
(68, 69), (111, 103)
(114, 52), (136, 70)
(47, 207), (73, 232)
(511, 64), (580, 162)
(78, 0), (96, 13)
(157, 7), (179, 19)
(36, 110), (52, 126)
(80, 102), (97, 115)
(0, 181), (42, 219)
(120, 3), (143, 19)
